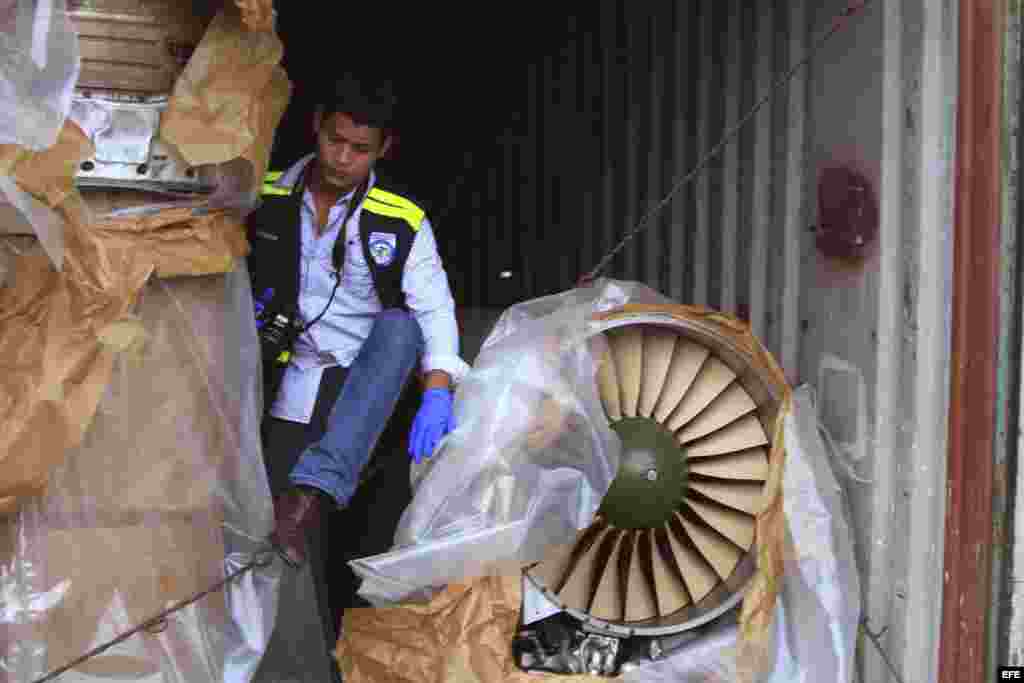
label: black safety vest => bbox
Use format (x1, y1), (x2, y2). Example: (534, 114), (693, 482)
(246, 170), (426, 314)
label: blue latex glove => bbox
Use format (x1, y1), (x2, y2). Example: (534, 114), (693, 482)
(409, 388), (455, 464)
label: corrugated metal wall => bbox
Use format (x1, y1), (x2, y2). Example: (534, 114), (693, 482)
(567, 0), (805, 381)
(447, 1), (960, 681)
(451, 0), (806, 377)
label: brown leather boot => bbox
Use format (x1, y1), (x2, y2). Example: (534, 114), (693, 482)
(269, 485), (329, 568)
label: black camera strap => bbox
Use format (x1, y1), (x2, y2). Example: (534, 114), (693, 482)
(295, 162), (371, 334)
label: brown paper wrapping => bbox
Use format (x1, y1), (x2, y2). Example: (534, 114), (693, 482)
(159, 3), (291, 179)
(0, 235), (38, 284)
(0, 121), (94, 209)
(336, 575), (605, 683)
(0, 122), (249, 502)
(81, 189), (204, 217)
(242, 65), (292, 190)
(233, 0), (276, 35)
(1, 0), (291, 503)
(86, 207), (249, 280)
(339, 303), (790, 681)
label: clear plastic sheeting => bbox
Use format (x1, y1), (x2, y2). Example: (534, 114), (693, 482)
(0, 260), (282, 683)
(618, 385), (861, 682)
(352, 279), (675, 606)
(0, 0), (80, 151)
(769, 385), (861, 683)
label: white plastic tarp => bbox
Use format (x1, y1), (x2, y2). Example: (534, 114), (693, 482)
(351, 279), (676, 606)
(0, 0), (79, 151)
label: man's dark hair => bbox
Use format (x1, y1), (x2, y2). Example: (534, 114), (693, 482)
(317, 74), (399, 140)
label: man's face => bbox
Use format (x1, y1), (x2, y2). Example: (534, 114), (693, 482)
(312, 111), (391, 194)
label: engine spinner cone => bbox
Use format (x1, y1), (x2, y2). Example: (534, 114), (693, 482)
(600, 417), (688, 530)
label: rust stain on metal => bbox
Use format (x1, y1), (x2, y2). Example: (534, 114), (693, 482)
(815, 164), (879, 268)
(939, 1), (1004, 682)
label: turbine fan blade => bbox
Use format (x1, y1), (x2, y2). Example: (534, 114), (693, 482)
(665, 358), (736, 433)
(623, 531), (659, 622)
(687, 448), (769, 480)
(589, 530), (628, 621)
(558, 526), (613, 611)
(638, 328), (678, 417)
(678, 510), (743, 580)
(596, 341), (622, 421)
(651, 527), (692, 616)
(529, 530), (589, 594)
(531, 315), (783, 628)
(652, 340), (710, 423)
(689, 480), (766, 515)
(609, 327), (644, 418)
(676, 382), (758, 444)
(667, 514), (719, 603)
(685, 498), (755, 551)
(685, 414), (769, 457)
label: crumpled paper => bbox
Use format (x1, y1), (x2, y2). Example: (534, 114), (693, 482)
(0, 121), (249, 505)
(233, 0), (276, 34)
(336, 574), (606, 683)
(0, 3), (287, 680)
(1, 0), (292, 504)
(0, 117), (94, 268)
(159, 2), (291, 205)
(0, 235), (35, 286)
(0, 117), (93, 210)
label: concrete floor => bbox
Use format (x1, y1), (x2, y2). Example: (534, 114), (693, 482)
(251, 308), (505, 682)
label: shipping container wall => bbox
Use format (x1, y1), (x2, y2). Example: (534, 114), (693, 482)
(995, 0), (1024, 671)
(452, 1), (957, 681)
(795, 3), (956, 682)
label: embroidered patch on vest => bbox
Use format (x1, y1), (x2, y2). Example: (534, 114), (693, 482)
(368, 232), (398, 266)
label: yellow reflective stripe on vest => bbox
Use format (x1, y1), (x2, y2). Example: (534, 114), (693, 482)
(367, 187), (419, 211)
(261, 171), (292, 196)
(363, 190), (424, 231)
(257, 174), (424, 228)
(261, 184), (292, 196)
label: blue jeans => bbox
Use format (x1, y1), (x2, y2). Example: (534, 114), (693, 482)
(289, 308), (424, 507)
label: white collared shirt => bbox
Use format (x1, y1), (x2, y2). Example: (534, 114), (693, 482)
(269, 154), (470, 424)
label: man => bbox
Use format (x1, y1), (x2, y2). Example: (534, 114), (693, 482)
(246, 75), (468, 646)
